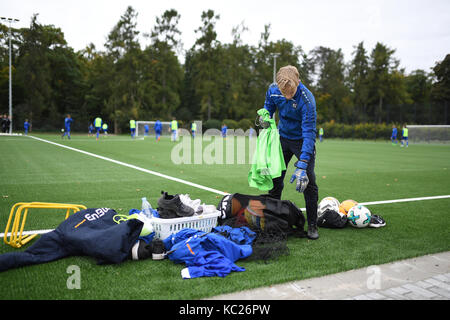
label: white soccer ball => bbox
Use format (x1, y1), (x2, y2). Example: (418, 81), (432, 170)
(317, 196), (341, 217)
(347, 205), (372, 228)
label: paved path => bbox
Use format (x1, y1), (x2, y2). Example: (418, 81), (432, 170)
(208, 251), (450, 300)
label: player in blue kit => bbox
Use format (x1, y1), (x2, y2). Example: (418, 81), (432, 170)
(391, 125), (398, 145)
(154, 120), (162, 141)
(24, 119), (30, 135)
(61, 114), (73, 139)
(221, 123), (227, 138)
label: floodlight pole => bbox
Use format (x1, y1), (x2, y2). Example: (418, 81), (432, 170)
(1, 17), (19, 134)
(271, 53), (280, 83)
(270, 53), (280, 122)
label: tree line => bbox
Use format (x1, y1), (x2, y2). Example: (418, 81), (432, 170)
(1, 6), (449, 134)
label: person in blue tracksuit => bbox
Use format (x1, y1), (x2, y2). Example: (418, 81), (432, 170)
(62, 114), (73, 139)
(261, 65), (319, 240)
(154, 120), (162, 141)
(391, 124), (398, 145)
(221, 124), (227, 138)
(24, 119), (30, 135)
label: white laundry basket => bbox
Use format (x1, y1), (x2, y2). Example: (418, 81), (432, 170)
(150, 211), (221, 240)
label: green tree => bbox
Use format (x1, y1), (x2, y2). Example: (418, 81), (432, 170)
(348, 42), (370, 122)
(146, 9), (183, 119)
(15, 14), (75, 129)
(191, 9), (221, 120)
(312, 46), (351, 123)
(367, 43), (399, 122)
(431, 54), (450, 104)
(405, 69), (432, 105)
(104, 6), (142, 133)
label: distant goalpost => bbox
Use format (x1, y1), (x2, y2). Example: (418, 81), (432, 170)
(406, 125), (450, 144)
(135, 121), (172, 137)
(136, 120), (203, 138)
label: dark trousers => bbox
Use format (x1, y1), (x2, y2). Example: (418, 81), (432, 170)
(269, 137), (318, 226)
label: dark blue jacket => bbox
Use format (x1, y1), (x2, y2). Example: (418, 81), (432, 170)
(0, 208), (142, 272)
(263, 82), (317, 162)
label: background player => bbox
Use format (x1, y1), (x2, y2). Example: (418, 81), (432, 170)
(170, 118), (178, 141)
(24, 119), (30, 135)
(154, 120), (162, 141)
(401, 124), (408, 147)
(94, 116), (102, 140)
(130, 119), (136, 139)
(62, 114), (73, 139)
(191, 122), (197, 138)
(391, 124), (398, 145)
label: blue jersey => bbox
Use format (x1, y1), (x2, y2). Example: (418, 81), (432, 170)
(154, 120), (162, 133)
(24, 121), (30, 130)
(392, 128), (397, 137)
(222, 126), (227, 136)
(263, 82), (317, 162)
(64, 117), (73, 130)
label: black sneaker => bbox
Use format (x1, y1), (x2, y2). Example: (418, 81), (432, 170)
(157, 207), (178, 219)
(151, 239), (166, 260)
(157, 191), (195, 217)
(130, 240), (152, 260)
(307, 224), (319, 240)
(369, 215), (386, 228)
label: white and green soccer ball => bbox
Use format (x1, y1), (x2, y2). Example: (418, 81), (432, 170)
(347, 205), (372, 228)
(317, 196), (341, 218)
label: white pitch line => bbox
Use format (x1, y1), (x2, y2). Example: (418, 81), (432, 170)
(1, 194), (449, 238)
(359, 195), (450, 206)
(28, 135), (228, 196)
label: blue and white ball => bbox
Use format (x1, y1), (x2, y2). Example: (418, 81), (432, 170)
(347, 205), (372, 228)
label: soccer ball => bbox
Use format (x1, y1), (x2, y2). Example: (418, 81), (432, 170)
(347, 205), (372, 228)
(339, 199), (358, 216)
(61, 128), (64, 132)
(317, 196), (340, 217)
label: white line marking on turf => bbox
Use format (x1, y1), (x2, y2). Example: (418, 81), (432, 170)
(359, 195), (450, 206)
(27, 135), (228, 196)
(1, 194), (449, 238)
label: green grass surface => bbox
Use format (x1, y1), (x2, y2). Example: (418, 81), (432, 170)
(0, 133), (449, 300)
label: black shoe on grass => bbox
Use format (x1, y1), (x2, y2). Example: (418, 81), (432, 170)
(369, 215), (386, 228)
(307, 224), (319, 240)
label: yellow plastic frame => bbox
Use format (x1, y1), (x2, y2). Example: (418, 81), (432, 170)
(3, 202), (87, 248)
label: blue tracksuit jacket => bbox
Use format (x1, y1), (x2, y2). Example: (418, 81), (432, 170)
(263, 82), (317, 162)
(0, 208), (142, 272)
(164, 228), (253, 279)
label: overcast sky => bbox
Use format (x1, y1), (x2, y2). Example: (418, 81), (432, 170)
(1, 0), (450, 73)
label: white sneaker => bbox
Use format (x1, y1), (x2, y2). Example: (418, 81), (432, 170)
(179, 194), (201, 211)
(197, 204), (218, 214)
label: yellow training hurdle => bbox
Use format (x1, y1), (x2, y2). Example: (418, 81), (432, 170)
(3, 202), (87, 248)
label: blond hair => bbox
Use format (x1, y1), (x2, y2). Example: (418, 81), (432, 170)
(276, 65), (299, 97)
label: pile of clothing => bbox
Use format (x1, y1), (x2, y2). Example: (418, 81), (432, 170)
(163, 226), (256, 279)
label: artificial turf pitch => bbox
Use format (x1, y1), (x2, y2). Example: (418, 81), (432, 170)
(0, 133), (449, 300)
